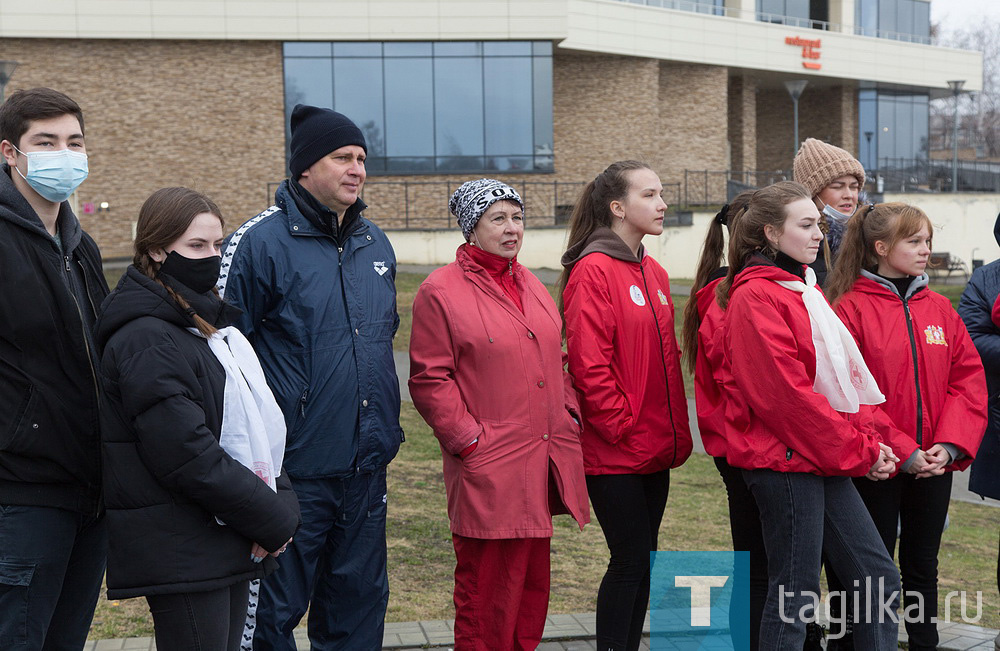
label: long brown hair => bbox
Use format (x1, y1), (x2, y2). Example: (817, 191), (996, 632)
(716, 181), (813, 309)
(680, 190), (754, 373)
(824, 202), (933, 305)
(556, 160), (651, 314)
(133, 187), (225, 337)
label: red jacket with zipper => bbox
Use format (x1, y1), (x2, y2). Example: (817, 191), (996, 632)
(562, 229), (692, 475)
(408, 244), (590, 538)
(722, 262), (883, 476)
(835, 274), (987, 471)
(694, 276), (730, 458)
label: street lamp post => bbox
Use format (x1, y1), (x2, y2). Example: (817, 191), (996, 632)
(784, 80), (809, 160)
(947, 80), (965, 193)
(864, 130), (874, 171)
(0, 61), (19, 104)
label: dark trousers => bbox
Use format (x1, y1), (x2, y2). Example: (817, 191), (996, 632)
(148, 581), (250, 651)
(743, 470), (901, 650)
(714, 457), (768, 651)
(452, 535), (550, 651)
(0, 504), (106, 650)
(847, 472), (952, 650)
(586, 469), (670, 651)
(252, 469), (389, 651)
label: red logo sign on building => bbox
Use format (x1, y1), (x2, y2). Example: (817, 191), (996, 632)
(786, 36), (821, 70)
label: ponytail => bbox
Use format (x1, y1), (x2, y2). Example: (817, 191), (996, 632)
(680, 191), (753, 373)
(716, 181), (812, 309)
(557, 160), (651, 317)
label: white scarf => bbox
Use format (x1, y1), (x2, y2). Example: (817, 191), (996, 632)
(774, 267), (885, 413)
(194, 325), (286, 493)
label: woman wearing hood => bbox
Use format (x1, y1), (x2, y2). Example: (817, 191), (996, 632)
(408, 179), (590, 651)
(94, 187), (299, 649)
(558, 160), (692, 651)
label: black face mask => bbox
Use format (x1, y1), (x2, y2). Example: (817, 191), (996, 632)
(157, 250), (221, 294)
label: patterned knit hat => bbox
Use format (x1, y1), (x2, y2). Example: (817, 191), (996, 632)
(792, 138), (866, 198)
(449, 179), (523, 240)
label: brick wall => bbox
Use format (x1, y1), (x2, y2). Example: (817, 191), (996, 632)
(1, 38), (287, 259)
(2, 38), (815, 255)
(756, 84), (859, 173)
(728, 73), (758, 172)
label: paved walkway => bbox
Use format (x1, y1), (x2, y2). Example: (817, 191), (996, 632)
(84, 614), (999, 650)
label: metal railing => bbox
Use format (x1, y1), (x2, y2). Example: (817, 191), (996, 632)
(682, 169), (793, 207)
(264, 179), (684, 229)
(869, 158), (1000, 193)
(607, 0), (933, 45)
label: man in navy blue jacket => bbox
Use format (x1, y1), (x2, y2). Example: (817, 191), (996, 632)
(957, 213), (1000, 651)
(220, 105), (403, 650)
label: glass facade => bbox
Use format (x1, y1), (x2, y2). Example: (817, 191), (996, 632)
(855, 0), (930, 43)
(757, 0), (821, 26)
(858, 88), (929, 169)
(282, 41), (554, 174)
(618, 0), (724, 15)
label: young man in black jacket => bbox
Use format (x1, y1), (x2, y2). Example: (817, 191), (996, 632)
(0, 88), (109, 648)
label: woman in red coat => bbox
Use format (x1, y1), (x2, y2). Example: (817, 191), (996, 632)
(558, 160), (692, 651)
(408, 179), (590, 651)
(717, 181), (901, 649)
(825, 202), (987, 651)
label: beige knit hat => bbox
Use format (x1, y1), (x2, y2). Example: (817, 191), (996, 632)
(792, 138), (866, 198)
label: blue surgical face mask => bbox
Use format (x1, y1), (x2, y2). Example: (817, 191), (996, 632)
(12, 144), (89, 203)
(821, 203), (853, 224)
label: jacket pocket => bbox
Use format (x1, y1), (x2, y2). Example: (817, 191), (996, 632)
(0, 359), (37, 454)
(0, 561), (34, 646)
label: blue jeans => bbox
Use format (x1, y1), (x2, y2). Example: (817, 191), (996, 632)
(252, 469), (389, 651)
(0, 504), (107, 650)
(742, 470), (900, 650)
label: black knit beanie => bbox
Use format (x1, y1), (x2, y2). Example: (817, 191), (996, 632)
(288, 105), (367, 179)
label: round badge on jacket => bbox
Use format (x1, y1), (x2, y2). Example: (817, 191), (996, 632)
(629, 285), (646, 306)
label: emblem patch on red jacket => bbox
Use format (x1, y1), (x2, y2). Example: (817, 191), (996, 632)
(924, 325), (947, 346)
(657, 289), (669, 306)
(629, 285), (646, 306)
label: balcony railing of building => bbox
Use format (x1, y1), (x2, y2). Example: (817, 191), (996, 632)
(269, 180), (683, 229)
(264, 160), (1000, 232)
(607, 0), (932, 44)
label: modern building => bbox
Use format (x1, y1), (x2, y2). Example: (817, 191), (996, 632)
(0, 0), (982, 258)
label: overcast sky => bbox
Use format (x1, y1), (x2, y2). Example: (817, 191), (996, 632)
(931, 0), (1000, 34)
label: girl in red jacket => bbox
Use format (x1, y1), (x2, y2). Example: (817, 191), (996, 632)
(559, 160), (693, 651)
(825, 202), (987, 651)
(717, 181), (900, 649)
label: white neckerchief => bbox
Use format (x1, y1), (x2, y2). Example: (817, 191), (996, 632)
(774, 267), (884, 413)
(194, 325), (286, 493)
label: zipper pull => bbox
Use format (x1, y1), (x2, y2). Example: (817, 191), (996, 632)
(64, 256), (71, 272)
(508, 260), (513, 276)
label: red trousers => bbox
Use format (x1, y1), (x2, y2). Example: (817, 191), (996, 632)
(452, 535), (551, 651)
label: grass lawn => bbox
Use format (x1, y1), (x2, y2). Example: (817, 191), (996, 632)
(90, 268), (998, 638)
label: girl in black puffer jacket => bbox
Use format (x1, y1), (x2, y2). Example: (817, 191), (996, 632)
(94, 187), (299, 650)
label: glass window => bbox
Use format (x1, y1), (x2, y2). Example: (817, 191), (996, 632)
(863, 89), (929, 167)
(858, 89), (878, 170)
(333, 58), (385, 158)
(384, 57), (434, 158)
(283, 58), (332, 110)
(282, 41), (554, 174)
(284, 42), (331, 57)
(333, 42), (382, 57)
(913, 1), (930, 39)
(384, 42), (433, 56)
(434, 57), (484, 159)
